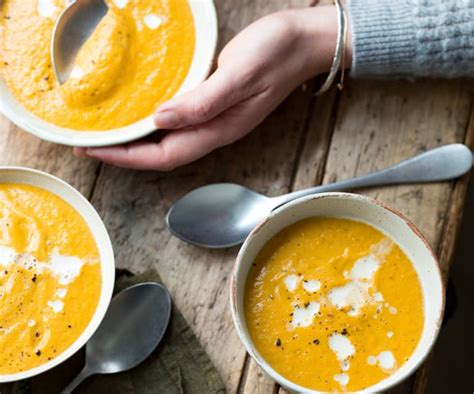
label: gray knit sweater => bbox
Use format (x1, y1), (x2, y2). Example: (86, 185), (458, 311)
(348, 0), (474, 78)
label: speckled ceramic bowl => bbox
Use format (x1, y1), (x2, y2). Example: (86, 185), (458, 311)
(0, 0), (217, 147)
(231, 192), (444, 393)
(0, 167), (115, 382)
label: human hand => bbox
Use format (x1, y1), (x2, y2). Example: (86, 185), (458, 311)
(74, 6), (350, 170)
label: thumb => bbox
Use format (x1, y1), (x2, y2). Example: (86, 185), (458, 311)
(153, 67), (250, 129)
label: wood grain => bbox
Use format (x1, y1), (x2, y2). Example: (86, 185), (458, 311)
(240, 361), (278, 394)
(0, 117), (99, 197)
(411, 96), (473, 394)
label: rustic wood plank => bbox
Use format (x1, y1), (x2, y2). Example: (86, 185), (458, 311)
(241, 361), (278, 394)
(0, 116), (100, 197)
(292, 87), (339, 191)
(411, 98), (474, 394)
(435, 104), (474, 281)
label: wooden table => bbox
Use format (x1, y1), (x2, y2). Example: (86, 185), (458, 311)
(1, 1), (473, 392)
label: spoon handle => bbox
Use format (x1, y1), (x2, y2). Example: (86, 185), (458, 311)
(275, 144), (472, 207)
(61, 366), (94, 394)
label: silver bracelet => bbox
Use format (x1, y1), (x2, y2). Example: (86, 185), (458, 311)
(313, 0), (348, 96)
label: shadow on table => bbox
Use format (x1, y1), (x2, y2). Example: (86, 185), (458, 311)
(428, 178), (474, 393)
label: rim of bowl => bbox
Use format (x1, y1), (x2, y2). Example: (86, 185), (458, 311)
(230, 192), (445, 394)
(0, 0), (218, 147)
(0, 166), (115, 382)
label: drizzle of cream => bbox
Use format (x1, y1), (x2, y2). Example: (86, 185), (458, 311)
(50, 251), (85, 285)
(328, 281), (372, 316)
(47, 300), (64, 313)
(350, 255), (379, 281)
(328, 332), (355, 386)
(290, 302), (320, 329)
(377, 351), (396, 370)
(367, 351), (397, 372)
(284, 274), (299, 292)
(328, 239), (393, 316)
(143, 14), (163, 29)
(333, 373), (349, 386)
(302, 279), (321, 293)
(113, 0), (128, 8)
(341, 359), (350, 371)
(56, 288), (68, 298)
(0, 246), (15, 265)
(0, 246), (87, 286)
(328, 333), (355, 361)
(374, 292), (384, 302)
(37, 0), (58, 18)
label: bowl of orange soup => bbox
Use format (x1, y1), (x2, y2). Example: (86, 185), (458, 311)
(0, 167), (114, 382)
(231, 193), (444, 393)
(0, 0), (217, 146)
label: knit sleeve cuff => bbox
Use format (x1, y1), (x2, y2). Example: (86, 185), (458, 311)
(347, 0), (416, 78)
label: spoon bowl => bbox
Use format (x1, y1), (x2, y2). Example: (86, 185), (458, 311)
(52, 0), (109, 84)
(167, 183), (273, 248)
(62, 282), (172, 393)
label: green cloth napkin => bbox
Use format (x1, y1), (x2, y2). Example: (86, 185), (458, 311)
(0, 270), (225, 394)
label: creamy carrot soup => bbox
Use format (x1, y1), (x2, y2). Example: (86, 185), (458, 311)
(245, 218), (423, 392)
(0, 0), (195, 130)
(0, 184), (101, 374)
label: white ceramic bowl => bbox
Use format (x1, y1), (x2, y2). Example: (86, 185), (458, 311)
(231, 192), (444, 393)
(0, 0), (218, 147)
(0, 167), (115, 382)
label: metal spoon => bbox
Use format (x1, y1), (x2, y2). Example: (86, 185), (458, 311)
(51, 0), (108, 84)
(167, 143), (473, 248)
(62, 282), (172, 393)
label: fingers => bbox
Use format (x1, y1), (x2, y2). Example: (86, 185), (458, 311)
(77, 89), (279, 171)
(154, 64), (261, 130)
(75, 127), (225, 171)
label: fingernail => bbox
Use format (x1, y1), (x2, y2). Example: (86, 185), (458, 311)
(154, 110), (179, 128)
